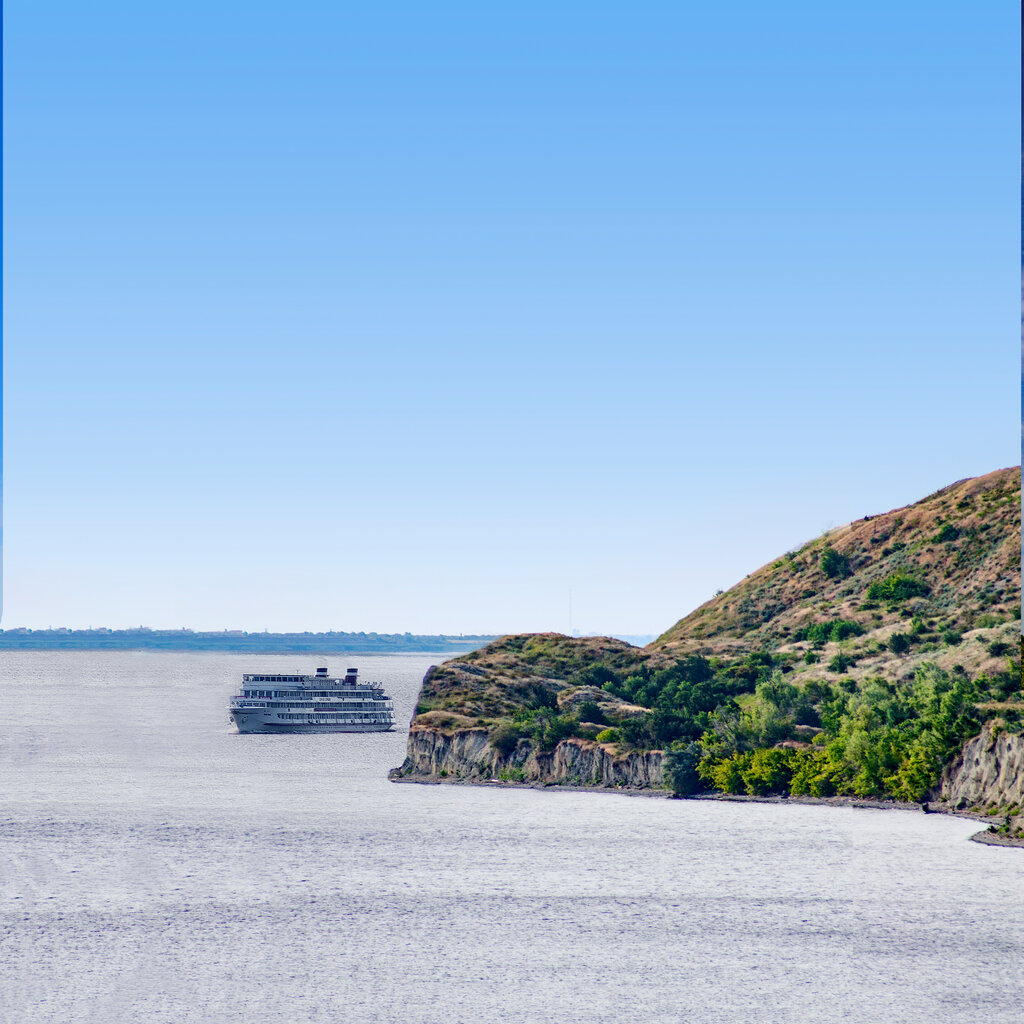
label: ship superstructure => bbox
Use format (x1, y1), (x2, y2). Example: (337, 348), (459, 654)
(228, 666), (395, 733)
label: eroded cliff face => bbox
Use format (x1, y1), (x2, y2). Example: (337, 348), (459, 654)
(392, 727), (664, 789)
(939, 725), (1024, 811)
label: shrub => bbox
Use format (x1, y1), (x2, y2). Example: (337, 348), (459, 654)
(821, 546), (851, 579)
(699, 753), (747, 794)
(829, 653), (855, 673)
(867, 573), (930, 603)
(489, 723), (523, 757)
(577, 701), (607, 725)
(618, 715), (655, 748)
(888, 633), (910, 655)
(740, 748), (799, 795)
(932, 524), (960, 543)
(595, 727), (620, 744)
(576, 662), (620, 689)
(534, 713), (580, 750)
(798, 618), (864, 646)
(987, 641), (1011, 658)
(829, 620), (864, 642)
(941, 629), (962, 647)
(884, 744), (943, 802)
(789, 749), (843, 797)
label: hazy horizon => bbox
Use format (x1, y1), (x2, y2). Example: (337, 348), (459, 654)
(0, 623), (657, 645)
(4, 4), (1017, 635)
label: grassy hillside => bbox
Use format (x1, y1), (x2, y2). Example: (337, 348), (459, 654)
(655, 466), (1020, 686)
(408, 467), (1022, 802)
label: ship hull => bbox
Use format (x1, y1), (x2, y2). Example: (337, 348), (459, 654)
(231, 711), (394, 734)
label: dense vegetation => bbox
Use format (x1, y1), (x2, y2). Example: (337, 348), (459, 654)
(512, 646), (1021, 802)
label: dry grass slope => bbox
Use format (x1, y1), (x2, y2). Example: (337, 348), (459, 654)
(653, 466), (1020, 684)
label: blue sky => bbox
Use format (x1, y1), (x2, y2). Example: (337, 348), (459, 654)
(3, 2), (1019, 636)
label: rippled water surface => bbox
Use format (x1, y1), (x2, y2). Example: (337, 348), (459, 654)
(1, 651), (1022, 1024)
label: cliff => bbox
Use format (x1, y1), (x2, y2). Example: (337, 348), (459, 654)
(938, 724), (1024, 843)
(940, 724), (1024, 810)
(392, 726), (663, 789)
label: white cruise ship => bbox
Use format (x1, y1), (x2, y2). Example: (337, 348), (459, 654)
(228, 667), (395, 734)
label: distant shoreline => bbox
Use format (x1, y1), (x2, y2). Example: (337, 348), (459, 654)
(0, 628), (498, 655)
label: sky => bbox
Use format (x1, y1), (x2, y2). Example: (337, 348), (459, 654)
(2, 2), (1019, 637)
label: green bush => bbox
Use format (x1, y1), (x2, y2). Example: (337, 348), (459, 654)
(534, 713), (580, 750)
(595, 727), (620, 744)
(867, 573), (930, 603)
(829, 620), (864, 642)
(576, 662), (620, 689)
(740, 748), (799, 795)
(821, 546), (851, 579)
(941, 629), (962, 647)
(489, 723), (523, 757)
(798, 618), (864, 645)
(789, 748), (844, 797)
(828, 653), (856, 673)
(699, 752), (747, 794)
(932, 524), (960, 543)
(888, 632), (910, 655)
(618, 715), (655, 748)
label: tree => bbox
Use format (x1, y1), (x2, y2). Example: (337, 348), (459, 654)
(663, 742), (704, 796)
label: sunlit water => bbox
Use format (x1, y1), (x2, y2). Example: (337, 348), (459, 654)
(1, 651), (1021, 1024)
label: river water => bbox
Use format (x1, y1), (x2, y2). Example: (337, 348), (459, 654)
(1, 651), (1021, 1024)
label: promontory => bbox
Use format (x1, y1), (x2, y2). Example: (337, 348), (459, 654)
(391, 467), (1023, 841)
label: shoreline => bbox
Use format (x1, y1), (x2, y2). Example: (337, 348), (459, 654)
(389, 772), (1024, 847)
